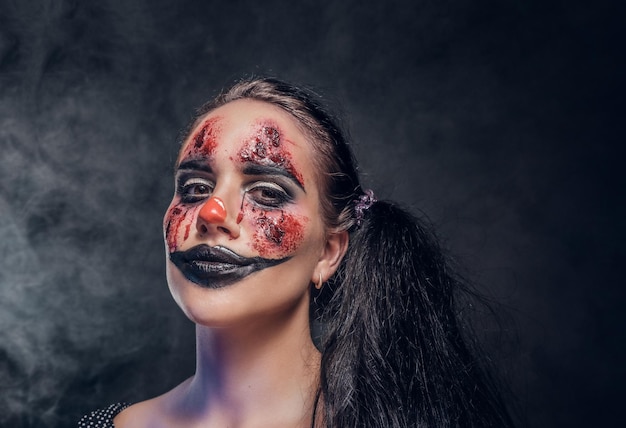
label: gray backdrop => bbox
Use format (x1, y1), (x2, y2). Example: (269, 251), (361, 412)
(0, 0), (623, 427)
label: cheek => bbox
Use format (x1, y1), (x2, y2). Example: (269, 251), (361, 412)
(164, 202), (199, 252)
(245, 205), (308, 258)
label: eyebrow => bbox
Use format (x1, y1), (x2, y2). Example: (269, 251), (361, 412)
(242, 163), (305, 192)
(177, 158), (214, 174)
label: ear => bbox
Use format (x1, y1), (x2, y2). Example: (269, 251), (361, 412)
(313, 230), (349, 284)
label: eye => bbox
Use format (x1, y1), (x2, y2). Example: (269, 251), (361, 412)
(178, 177), (214, 203)
(246, 182), (292, 208)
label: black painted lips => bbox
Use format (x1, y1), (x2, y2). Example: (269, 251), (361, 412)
(169, 244), (290, 288)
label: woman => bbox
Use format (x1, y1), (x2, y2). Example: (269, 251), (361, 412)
(80, 78), (514, 427)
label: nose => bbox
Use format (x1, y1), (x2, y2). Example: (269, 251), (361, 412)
(199, 196), (227, 223)
(196, 196), (240, 238)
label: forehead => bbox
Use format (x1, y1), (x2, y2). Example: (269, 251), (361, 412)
(181, 99), (313, 158)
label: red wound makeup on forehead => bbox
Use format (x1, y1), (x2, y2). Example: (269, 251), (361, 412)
(179, 116), (222, 162)
(237, 121), (305, 188)
(251, 209), (307, 258)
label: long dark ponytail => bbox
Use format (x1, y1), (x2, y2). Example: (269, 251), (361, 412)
(320, 201), (513, 427)
(193, 77), (514, 427)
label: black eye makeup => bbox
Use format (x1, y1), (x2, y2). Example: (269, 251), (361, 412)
(177, 175), (215, 204)
(244, 181), (293, 209)
(173, 157), (302, 210)
(241, 163), (305, 193)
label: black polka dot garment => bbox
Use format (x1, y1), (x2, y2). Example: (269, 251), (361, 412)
(78, 403), (130, 427)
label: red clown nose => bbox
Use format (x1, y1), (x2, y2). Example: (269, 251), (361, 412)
(199, 196), (227, 223)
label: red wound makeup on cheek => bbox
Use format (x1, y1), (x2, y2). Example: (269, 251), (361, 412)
(164, 204), (199, 252)
(251, 209), (307, 258)
(179, 116), (222, 161)
(238, 122), (305, 187)
(165, 206), (185, 253)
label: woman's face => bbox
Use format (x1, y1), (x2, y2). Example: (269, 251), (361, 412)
(164, 99), (335, 327)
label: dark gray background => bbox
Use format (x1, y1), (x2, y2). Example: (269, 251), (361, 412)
(0, 0), (623, 427)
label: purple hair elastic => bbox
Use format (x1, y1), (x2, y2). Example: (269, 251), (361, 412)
(354, 189), (377, 227)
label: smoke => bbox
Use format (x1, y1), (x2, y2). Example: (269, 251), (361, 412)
(0, 1), (194, 426)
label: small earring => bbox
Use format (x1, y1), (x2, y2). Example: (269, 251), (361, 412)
(316, 272), (324, 290)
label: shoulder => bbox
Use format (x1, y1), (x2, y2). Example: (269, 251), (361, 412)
(86, 378), (191, 428)
(111, 398), (163, 428)
(78, 403), (131, 428)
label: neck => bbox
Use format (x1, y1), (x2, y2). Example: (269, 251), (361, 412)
(174, 296), (321, 426)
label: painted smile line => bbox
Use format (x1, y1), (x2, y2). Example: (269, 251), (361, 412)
(170, 244), (291, 288)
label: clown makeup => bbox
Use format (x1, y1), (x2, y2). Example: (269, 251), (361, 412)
(163, 105), (321, 289)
